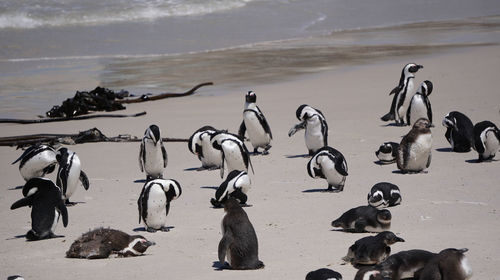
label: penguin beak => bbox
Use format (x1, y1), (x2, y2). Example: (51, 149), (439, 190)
(145, 240), (156, 247)
(394, 237), (405, 242)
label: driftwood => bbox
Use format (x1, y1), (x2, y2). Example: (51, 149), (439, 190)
(117, 82), (214, 104)
(0, 112), (146, 124)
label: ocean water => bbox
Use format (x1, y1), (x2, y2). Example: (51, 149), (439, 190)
(1, 0), (500, 118)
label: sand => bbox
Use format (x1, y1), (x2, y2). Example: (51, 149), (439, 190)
(0, 45), (499, 279)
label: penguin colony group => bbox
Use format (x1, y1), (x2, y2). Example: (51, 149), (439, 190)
(8, 62), (499, 279)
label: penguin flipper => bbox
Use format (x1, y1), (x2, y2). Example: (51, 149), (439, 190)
(10, 197), (33, 210)
(161, 145), (168, 168)
(389, 85), (401, 95)
(334, 156), (348, 177)
(139, 142), (145, 172)
(238, 121), (246, 140)
(426, 152), (432, 168)
(288, 121), (306, 137)
(406, 99), (413, 126)
(220, 153), (225, 179)
(218, 232), (234, 265)
(80, 170), (90, 190)
(58, 200), (69, 227)
(255, 106), (273, 139)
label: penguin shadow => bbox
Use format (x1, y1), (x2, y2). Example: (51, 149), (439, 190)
(391, 170), (428, 174)
(66, 201), (86, 207)
(134, 179), (147, 184)
(465, 158), (497, 164)
(185, 166), (220, 171)
(373, 160), (395, 166)
(435, 147), (453, 152)
(380, 123), (408, 127)
(302, 188), (330, 193)
(133, 226), (174, 232)
(7, 185), (23, 190)
(212, 261), (229, 271)
(6, 234), (27, 240)
(200, 186), (218, 190)
(330, 228), (365, 234)
(285, 154), (310, 159)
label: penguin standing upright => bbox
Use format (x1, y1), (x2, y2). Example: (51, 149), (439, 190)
(417, 248), (472, 280)
(56, 147), (90, 205)
(397, 118), (432, 173)
(407, 80), (433, 126)
(331, 205), (392, 233)
(238, 91), (273, 155)
(139, 124), (167, 180)
(442, 111), (474, 152)
(288, 105), (328, 155)
(381, 63), (423, 125)
(12, 144), (57, 181)
(343, 231), (405, 266)
(211, 170), (251, 208)
(307, 146), (348, 192)
(211, 131), (254, 178)
(472, 120), (500, 162)
(188, 126), (223, 170)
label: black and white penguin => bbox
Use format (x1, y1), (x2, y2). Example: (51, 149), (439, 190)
(374, 249), (437, 279)
(397, 118), (432, 173)
(417, 248), (472, 280)
(238, 91), (273, 155)
(56, 147), (90, 205)
(472, 120), (500, 162)
(307, 146), (348, 192)
(66, 228), (155, 259)
(10, 177), (68, 241)
(139, 124), (167, 180)
(211, 131), (254, 178)
(442, 111), (474, 153)
(12, 144), (57, 181)
(407, 80), (433, 126)
(288, 104), (328, 155)
(367, 182), (402, 209)
(211, 170), (251, 208)
(305, 268), (343, 280)
(218, 197), (264, 270)
(381, 63), (423, 125)
(342, 231), (405, 266)
(188, 125), (223, 170)
(331, 205), (392, 233)
(137, 179), (182, 232)
(375, 142), (399, 164)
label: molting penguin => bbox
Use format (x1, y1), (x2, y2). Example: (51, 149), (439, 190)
(56, 147), (90, 205)
(417, 248), (472, 280)
(211, 170), (251, 208)
(374, 249), (437, 280)
(472, 120), (500, 162)
(139, 124), (167, 180)
(188, 125), (223, 170)
(367, 182), (402, 209)
(442, 111), (474, 152)
(218, 197), (264, 270)
(381, 63), (423, 125)
(211, 131), (254, 178)
(10, 177), (68, 241)
(138, 179), (182, 232)
(375, 142), (399, 164)
(288, 104), (328, 155)
(305, 268), (343, 280)
(238, 91), (273, 155)
(397, 118), (432, 173)
(331, 205), (392, 233)
(342, 231), (405, 266)
(12, 144), (57, 181)
(407, 80), (433, 126)
(66, 228), (155, 259)
(307, 146), (348, 192)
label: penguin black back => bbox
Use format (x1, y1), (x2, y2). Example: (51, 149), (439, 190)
(417, 248), (472, 280)
(442, 111), (474, 152)
(305, 268), (342, 280)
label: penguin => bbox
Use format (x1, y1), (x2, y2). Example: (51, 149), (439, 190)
(331, 205), (391, 233)
(307, 146), (348, 192)
(55, 147), (90, 205)
(139, 124), (167, 180)
(66, 228), (155, 259)
(211, 170), (251, 208)
(288, 104), (328, 155)
(305, 268), (343, 280)
(407, 80), (433, 126)
(472, 120), (500, 162)
(374, 249), (437, 280)
(417, 248), (472, 280)
(238, 91), (273, 155)
(12, 144), (57, 181)
(7, 276), (24, 280)
(188, 125), (223, 170)
(375, 142), (399, 164)
(381, 63), (423, 125)
(442, 111), (474, 153)
(342, 231), (405, 266)
(354, 268), (383, 280)
(10, 177), (68, 241)
(397, 118), (432, 173)
(211, 131), (254, 178)
(218, 197), (264, 270)
(137, 179), (182, 232)
(367, 182), (402, 209)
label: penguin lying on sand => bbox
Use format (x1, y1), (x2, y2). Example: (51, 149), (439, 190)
(238, 91), (273, 155)
(12, 144), (57, 181)
(375, 142), (399, 164)
(343, 231), (405, 266)
(331, 205), (391, 233)
(211, 170), (251, 208)
(305, 268), (342, 280)
(56, 147), (90, 205)
(367, 182), (401, 209)
(417, 248), (472, 280)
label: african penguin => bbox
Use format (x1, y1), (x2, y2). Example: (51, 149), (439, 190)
(305, 268), (343, 280)
(56, 147), (90, 205)
(442, 111), (474, 153)
(139, 124), (167, 180)
(397, 118), (432, 173)
(188, 125), (223, 170)
(407, 80), (433, 126)
(288, 104), (328, 155)
(218, 197), (264, 270)
(138, 179), (182, 232)
(331, 205), (392, 233)
(211, 170), (251, 208)
(211, 131), (254, 178)
(66, 228), (155, 259)
(307, 146), (348, 192)
(375, 142), (399, 164)
(12, 144), (57, 181)
(10, 177), (68, 241)
(367, 182), (402, 209)
(417, 248), (472, 280)
(342, 231), (405, 266)
(238, 91), (273, 155)
(472, 120), (500, 162)
(374, 249), (437, 280)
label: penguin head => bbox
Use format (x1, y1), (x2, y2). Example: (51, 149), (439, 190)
(376, 209), (392, 224)
(354, 268), (383, 280)
(145, 125), (161, 144)
(22, 177), (53, 197)
(164, 179), (182, 201)
(224, 197), (242, 212)
(419, 80), (433, 96)
(413, 118), (432, 130)
(245, 91), (257, 103)
(121, 236), (155, 257)
(405, 63), (423, 74)
(442, 113), (456, 129)
(296, 104), (318, 121)
(368, 190), (384, 208)
(379, 231), (405, 245)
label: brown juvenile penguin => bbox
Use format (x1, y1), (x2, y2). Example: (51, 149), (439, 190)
(343, 231), (405, 266)
(417, 248), (472, 280)
(397, 118), (432, 173)
(331, 205), (392, 233)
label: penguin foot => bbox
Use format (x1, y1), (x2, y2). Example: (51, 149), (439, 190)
(146, 228), (158, 233)
(210, 198), (224, 208)
(65, 199), (77, 206)
(160, 227), (170, 232)
(381, 112), (395, 122)
(261, 150), (269, 155)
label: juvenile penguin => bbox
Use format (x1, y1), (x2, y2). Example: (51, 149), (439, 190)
(211, 170), (251, 208)
(12, 144), (57, 181)
(288, 104), (328, 155)
(66, 228), (155, 259)
(397, 118), (432, 173)
(238, 91), (273, 155)
(381, 63), (423, 125)
(374, 249), (437, 280)
(343, 231), (405, 266)
(188, 125), (223, 170)
(305, 268), (343, 280)
(211, 131), (254, 178)
(375, 142), (399, 164)
(472, 120), (500, 162)
(442, 111), (474, 152)
(138, 179), (182, 232)
(56, 147), (90, 205)
(331, 205), (392, 233)
(139, 124), (167, 180)
(307, 146), (348, 192)
(10, 177), (68, 241)
(367, 182), (402, 209)
(417, 248), (472, 280)
(218, 197), (264, 270)
(407, 80), (433, 126)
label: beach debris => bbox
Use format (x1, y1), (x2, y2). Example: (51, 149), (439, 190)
(0, 111), (146, 124)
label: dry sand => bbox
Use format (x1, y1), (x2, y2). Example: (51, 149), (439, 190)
(0, 45), (499, 279)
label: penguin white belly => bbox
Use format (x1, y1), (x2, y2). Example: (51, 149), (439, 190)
(51, 210), (60, 232)
(320, 159), (345, 187)
(243, 111), (270, 148)
(20, 151), (57, 180)
(305, 120), (324, 152)
(407, 134), (432, 171)
(145, 185), (167, 229)
(222, 142), (247, 172)
(482, 130), (499, 158)
(64, 157), (81, 199)
(201, 138), (222, 167)
(409, 96), (427, 125)
(144, 146), (165, 176)
(460, 256), (473, 279)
